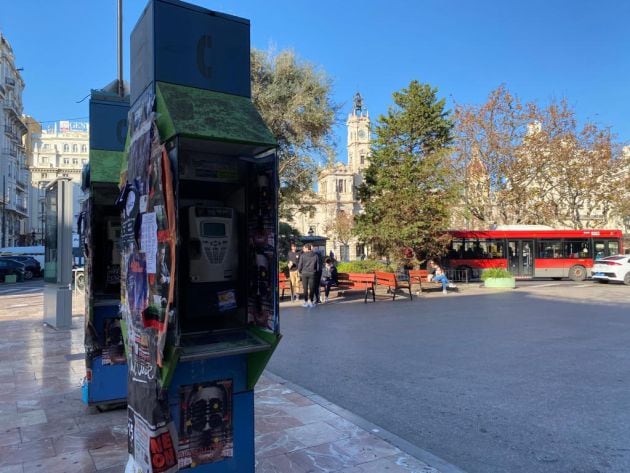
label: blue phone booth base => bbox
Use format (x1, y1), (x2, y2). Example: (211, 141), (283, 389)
(168, 355), (254, 472)
(83, 302), (128, 407)
(83, 357), (128, 406)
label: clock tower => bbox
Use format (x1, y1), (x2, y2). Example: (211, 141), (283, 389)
(346, 92), (370, 175)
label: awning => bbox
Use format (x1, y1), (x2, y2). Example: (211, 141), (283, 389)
(155, 81), (276, 151)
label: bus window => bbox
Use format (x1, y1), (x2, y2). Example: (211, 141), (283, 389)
(594, 239), (620, 259)
(488, 239), (506, 258)
(449, 239), (464, 258)
(463, 240), (486, 258)
(538, 239), (562, 258)
(563, 240), (589, 258)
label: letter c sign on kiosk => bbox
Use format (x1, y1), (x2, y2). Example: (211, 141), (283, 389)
(122, 1), (281, 472)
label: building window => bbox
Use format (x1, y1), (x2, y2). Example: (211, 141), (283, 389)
(81, 144), (87, 152)
(337, 179), (346, 193)
(40, 156), (48, 164)
(62, 173), (69, 177)
(72, 144), (78, 153)
(82, 159), (87, 164)
(63, 158), (70, 165)
(43, 143), (49, 150)
(63, 144), (69, 152)
(360, 154), (365, 165)
(41, 173), (48, 179)
(72, 158), (78, 165)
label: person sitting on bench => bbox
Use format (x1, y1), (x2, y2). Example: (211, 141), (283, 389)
(320, 257), (338, 303)
(429, 260), (455, 294)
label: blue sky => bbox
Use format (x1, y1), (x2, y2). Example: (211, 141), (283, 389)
(2, 0), (629, 160)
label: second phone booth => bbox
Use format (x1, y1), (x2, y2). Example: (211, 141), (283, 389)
(81, 85), (129, 406)
(122, 1), (281, 471)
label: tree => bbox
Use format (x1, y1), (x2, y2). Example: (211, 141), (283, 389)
(278, 222), (301, 259)
(453, 85), (531, 227)
(454, 86), (627, 229)
(250, 49), (339, 220)
(324, 210), (354, 252)
(355, 80), (458, 260)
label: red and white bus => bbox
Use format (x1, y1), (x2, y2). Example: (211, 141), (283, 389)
(443, 228), (624, 281)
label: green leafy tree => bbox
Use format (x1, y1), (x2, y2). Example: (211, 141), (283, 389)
(355, 80), (458, 260)
(278, 222), (302, 259)
(251, 48), (339, 220)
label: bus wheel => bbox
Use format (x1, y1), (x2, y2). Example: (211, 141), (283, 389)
(624, 273), (630, 286)
(568, 265), (586, 282)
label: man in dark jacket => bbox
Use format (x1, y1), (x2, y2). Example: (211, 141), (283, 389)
(297, 243), (320, 308)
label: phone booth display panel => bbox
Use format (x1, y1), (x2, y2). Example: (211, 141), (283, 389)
(81, 91), (129, 407)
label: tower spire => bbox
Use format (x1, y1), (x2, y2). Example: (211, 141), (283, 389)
(353, 92), (363, 115)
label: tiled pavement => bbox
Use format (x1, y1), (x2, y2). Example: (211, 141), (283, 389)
(0, 287), (455, 473)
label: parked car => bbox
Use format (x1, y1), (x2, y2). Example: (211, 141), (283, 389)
(0, 259), (26, 282)
(591, 255), (630, 285)
(0, 256), (41, 280)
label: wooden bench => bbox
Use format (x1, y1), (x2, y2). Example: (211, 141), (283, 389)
(335, 272), (375, 303)
(374, 271), (413, 300)
(279, 272), (292, 300)
(408, 269), (441, 293)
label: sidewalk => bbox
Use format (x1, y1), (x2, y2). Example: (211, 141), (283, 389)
(0, 290), (455, 473)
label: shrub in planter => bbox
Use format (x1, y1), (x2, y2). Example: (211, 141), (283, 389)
(336, 260), (392, 273)
(480, 268), (515, 288)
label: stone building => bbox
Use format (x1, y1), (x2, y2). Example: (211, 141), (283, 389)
(0, 33), (30, 246)
(291, 93), (371, 261)
(28, 121), (89, 242)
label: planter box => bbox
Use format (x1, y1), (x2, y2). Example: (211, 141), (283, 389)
(4, 275), (17, 283)
(484, 277), (515, 289)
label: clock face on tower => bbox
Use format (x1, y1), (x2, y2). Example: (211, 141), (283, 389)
(358, 129), (367, 139)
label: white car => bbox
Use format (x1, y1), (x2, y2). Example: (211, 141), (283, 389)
(591, 255), (630, 285)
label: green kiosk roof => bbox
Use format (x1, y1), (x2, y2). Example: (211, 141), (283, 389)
(156, 81), (276, 148)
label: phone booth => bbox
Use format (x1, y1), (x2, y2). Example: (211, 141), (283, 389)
(43, 177), (73, 329)
(81, 84), (130, 406)
(123, 1), (280, 472)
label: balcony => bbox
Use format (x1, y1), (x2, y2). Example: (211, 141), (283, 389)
(15, 204), (28, 216)
(4, 125), (12, 134)
(16, 179), (27, 191)
(5, 77), (15, 87)
(3, 100), (27, 130)
(0, 84), (5, 95)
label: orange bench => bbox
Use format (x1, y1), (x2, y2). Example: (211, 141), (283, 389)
(374, 271), (413, 300)
(279, 272), (293, 300)
(336, 272), (376, 303)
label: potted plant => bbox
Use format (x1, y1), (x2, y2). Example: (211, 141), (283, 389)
(481, 267), (516, 289)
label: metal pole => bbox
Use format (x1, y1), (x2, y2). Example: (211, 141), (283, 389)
(117, 0), (124, 97)
(2, 175), (5, 247)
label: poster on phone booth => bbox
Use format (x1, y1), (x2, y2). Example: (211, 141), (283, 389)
(178, 379), (234, 469)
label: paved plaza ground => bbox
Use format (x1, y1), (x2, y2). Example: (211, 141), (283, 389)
(0, 282), (450, 473)
(271, 279), (630, 473)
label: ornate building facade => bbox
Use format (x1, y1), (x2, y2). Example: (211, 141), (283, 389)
(291, 93), (371, 261)
(28, 121), (89, 243)
(0, 33), (30, 246)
